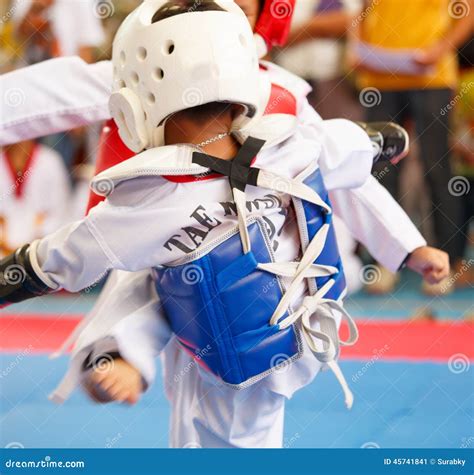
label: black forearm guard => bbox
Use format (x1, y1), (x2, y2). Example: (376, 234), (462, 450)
(0, 244), (52, 308)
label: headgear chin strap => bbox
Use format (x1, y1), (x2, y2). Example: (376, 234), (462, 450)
(110, 0), (262, 153)
(254, 0), (296, 57)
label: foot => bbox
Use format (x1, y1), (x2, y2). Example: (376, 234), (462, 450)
(357, 121), (409, 164)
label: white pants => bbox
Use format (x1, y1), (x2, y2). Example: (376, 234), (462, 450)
(162, 339), (287, 448)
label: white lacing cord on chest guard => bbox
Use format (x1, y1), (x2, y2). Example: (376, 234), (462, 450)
(232, 168), (359, 409)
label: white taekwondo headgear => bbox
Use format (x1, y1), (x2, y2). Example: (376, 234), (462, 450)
(109, 0), (263, 153)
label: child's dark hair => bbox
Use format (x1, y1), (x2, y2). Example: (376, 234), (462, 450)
(179, 102), (235, 122)
(152, 1), (225, 23)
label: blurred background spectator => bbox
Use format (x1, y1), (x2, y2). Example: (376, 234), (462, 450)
(0, 0), (106, 256)
(276, 0), (363, 120)
(0, 141), (69, 258)
(350, 0), (472, 295)
(276, 0), (473, 297)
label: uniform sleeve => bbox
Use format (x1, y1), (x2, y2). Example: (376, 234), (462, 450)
(32, 184), (175, 292)
(329, 176), (427, 272)
(79, 270), (171, 388)
(296, 98), (426, 271)
(0, 57), (112, 145)
(50, 269), (172, 401)
(297, 98), (373, 190)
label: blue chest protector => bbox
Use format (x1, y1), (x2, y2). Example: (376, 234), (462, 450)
(153, 167), (350, 389)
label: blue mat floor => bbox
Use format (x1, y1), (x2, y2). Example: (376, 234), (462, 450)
(1, 355), (472, 449)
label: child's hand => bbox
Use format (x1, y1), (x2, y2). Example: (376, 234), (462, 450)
(83, 357), (143, 405)
(406, 246), (450, 284)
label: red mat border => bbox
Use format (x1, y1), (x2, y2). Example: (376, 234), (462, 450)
(1, 314), (473, 361)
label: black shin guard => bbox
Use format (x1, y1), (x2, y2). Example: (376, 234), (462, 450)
(0, 245), (52, 307)
(357, 121), (409, 164)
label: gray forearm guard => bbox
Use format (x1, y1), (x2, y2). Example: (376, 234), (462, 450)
(0, 244), (52, 308)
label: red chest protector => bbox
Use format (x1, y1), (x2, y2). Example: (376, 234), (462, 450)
(86, 82), (298, 213)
